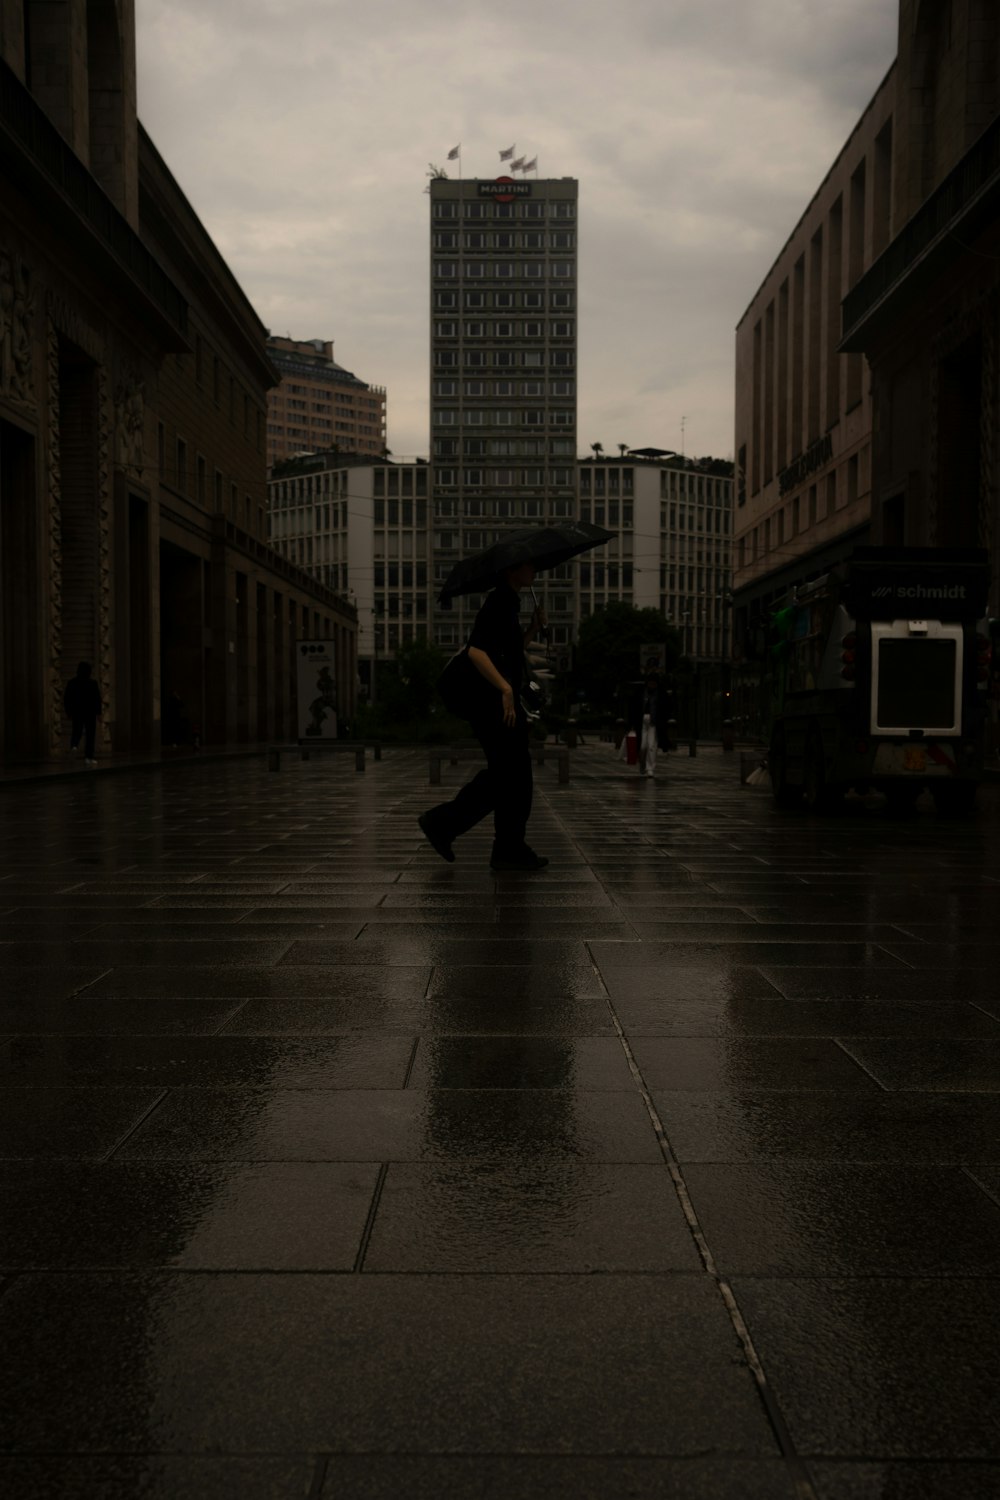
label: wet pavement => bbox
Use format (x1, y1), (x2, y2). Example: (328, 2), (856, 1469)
(2, 745), (1000, 1498)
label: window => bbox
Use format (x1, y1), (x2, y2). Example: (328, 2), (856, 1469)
(176, 438), (187, 493)
(524, 321), (543, 338)
(465, 232), (487, 249)
(435, 292), (457, 309)
(433, 231), (458, 248)
(465, 291), (485, 309)
(552, 321), (574, 337)
(434, 260), (456, 277)
(552, 262), (574, 278)
(495, 262), (514, 278)
(551, 231), (575, 248)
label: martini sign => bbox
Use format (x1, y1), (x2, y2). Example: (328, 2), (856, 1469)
(478, 176), (532, 201)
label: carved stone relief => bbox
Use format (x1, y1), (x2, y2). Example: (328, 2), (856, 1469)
(0, 244), (35, 406)
(114, 361), (146, 474)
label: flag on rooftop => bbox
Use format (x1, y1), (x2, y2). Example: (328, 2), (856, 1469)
(522, 156), (537, 172)
(499, 145), (515, 160)
(447, 144), (461, 160)
(511, 156), (525, 170)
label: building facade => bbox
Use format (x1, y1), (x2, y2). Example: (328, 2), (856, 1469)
(269, 450), (732, 717)
(841, 0), (1000, 615)
(733, 65), (896, 666)
(266, 336), (387, 468)
(428, 175), (578, 651)
(269, 454), (429, 697)
(0, 0), (355, 759)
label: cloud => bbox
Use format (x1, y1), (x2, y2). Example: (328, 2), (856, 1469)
(136, 0), (899, 459)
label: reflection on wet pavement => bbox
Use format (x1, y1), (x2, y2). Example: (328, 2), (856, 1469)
(1, 746), (999, 1496)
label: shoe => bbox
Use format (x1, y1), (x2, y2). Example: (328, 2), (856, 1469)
(418, 812), (455, 863)
(490, 846), (549, 872)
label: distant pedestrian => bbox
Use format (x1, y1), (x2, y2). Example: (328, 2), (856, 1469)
(419, 561), (549, 871)
(629, 671), (673, 778)
(64, 662), (101, 766)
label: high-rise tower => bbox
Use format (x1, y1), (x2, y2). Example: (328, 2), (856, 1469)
(429, 175), (579, 652)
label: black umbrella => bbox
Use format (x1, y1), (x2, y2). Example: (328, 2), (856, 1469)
(438, 521), (615, 604)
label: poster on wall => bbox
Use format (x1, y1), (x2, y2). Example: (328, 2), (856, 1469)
(639, 643), (667, 676)
(297, 641), (338, 740)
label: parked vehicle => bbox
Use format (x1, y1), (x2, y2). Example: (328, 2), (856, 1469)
(767, 547), (992, 814)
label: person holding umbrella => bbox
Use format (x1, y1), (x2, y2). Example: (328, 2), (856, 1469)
(419, 558), (549, 870)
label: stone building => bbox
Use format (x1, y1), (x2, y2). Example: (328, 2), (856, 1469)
(0, 0), (355, 760)
(266, 336), (387, 468)
(841, 0), (1000, 609)
(732, 0), (1000, 732)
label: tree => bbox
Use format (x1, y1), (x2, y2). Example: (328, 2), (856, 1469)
(618, 443), (629, 458)
(378, 636), (447, 721)
(590, 442), (604, 461)
(574, 601), (681, 712)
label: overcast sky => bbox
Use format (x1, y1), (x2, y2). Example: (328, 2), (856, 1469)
(135, 0), (899, 463)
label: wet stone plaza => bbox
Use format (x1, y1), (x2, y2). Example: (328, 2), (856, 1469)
(2, 745), (1000, 1499)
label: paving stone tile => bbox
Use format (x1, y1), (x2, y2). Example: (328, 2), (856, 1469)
(0, 967), (111, 1002)
(114, 1087), (663, 1163)
(761, 968), (1000, 1002)
(617, 996), (1000, 1038)
(683, 1163), (1000, 1274)
(363, 1161), (699, 1273)
(0, 1458), (316, 1499)
(1, 1035), (414, 1089)
(407, 1036), (634, 1090)
(600, 967), (783, 1002)
(628, 1037), (876, 1091)
(0, 1087), (164, 1159)
(808, 1462), (1000, 1500)
(84, 965), (432, 1000)
(591, 940), (906, 968)
(0, 1160), (379, 1269)
(733, 1277), (1000, 1458)
(0, 1274), (775, 1455)
(316, 1457), (799, 1499)
(427, 963), (607, 1000)
(652, 1090), (1000, 1164)
(837, 1038), (1000, 1091)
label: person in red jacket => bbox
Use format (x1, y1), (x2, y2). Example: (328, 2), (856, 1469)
(64, 662), (102, 766)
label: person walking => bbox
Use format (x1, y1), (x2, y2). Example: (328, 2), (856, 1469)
(630, 671), (672, 778)
(64, 661), (102, 767)
(419, 561), (549, 871)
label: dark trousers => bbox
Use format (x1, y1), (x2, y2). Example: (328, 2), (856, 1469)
(70, 714), (97, 759)
(428, 716), (533, 853)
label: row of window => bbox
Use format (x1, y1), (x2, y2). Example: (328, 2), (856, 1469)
(431, 306), (578, 330)
(435, 293), (574, 316)
(659, 472), (731, 503)
(436, 350), (574, 369)
(372, 498), (428, 526)
(432, 201), (576, 221)
(435, 438), (577, 458)
(372, 469), (430, 497)
(432, 232), (575, 250)
(374, 566), (428, 587)
(435, 260), (574, 280)
(433, 409), (574, 428)
(664, 504), (732, 535)
(435, 296), (570, 322)
(433, 380), (574, 397)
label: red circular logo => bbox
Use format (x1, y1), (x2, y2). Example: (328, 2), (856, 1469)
(494, 175), (515, 203)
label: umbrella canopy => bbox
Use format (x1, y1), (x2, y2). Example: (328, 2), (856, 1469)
(438, 522), (615, 604)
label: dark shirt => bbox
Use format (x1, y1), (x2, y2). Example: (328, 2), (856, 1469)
(468, 583), (525, 697)
(64, 678), (102, 719)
